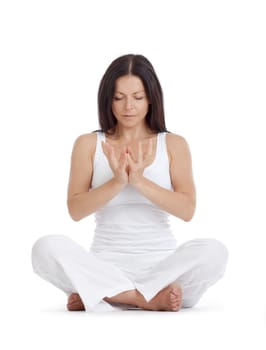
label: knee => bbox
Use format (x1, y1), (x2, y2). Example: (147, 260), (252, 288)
(207, 239), (228, 265)
(31, 234), (69, 269)
(32, 234), (65, 255)
(201, 239), (229, 277)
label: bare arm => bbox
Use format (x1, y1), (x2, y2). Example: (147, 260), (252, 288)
(129, 134), (196, 221)
(67, 134), (127, 221)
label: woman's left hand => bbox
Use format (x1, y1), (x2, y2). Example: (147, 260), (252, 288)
(126, 138), (154, 186)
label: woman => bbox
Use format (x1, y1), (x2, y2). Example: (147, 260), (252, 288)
(32, 54), (228, 312)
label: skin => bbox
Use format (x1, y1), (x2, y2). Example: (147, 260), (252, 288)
(67, 75), (196, 311)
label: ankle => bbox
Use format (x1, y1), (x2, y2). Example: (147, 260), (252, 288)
(104, 289), (147, 308)
(104, 289), (137, 305)
(134, 290), (149, 308)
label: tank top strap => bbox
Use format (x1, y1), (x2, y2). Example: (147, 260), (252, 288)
(93, 131), (106, 166)
(97, 131), (106, 142)
(156, 132), (168, 160)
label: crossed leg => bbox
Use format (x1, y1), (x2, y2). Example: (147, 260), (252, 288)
(67, 283), (182, 312)
(33, 236), (227, 312)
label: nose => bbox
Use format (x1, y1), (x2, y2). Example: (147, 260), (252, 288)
(125, 97), (134, 110)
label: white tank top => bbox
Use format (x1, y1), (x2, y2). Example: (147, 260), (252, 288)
(90, 131), (177, 254)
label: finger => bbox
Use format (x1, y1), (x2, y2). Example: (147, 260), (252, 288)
(119, 150), (127, 167)
(109, 145), (120, 166)
(138, 141), (143, 162)
(127, 146), (136, 162)
(121, 156), (129, 172)
(104, 142), (114, 158)
(143, 139), (153, 165)
(101, 141), (110, 156)
(126, 152), (135, 168)
(119, 151), (125, 162)
(102, 141), (118, 168)
(119, 146), (127, 160)
(147, 138), (153, 156)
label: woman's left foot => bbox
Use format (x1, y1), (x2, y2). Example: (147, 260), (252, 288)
(142, 283), (182, 311)
(67, 293), (85, 311)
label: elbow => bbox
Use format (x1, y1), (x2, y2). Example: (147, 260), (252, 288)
(68, 208), (82, 222)
(183, 214), (194, 222)
(182, 201), (196, 222)
(69, 212), (82, 222)
(67, 199), (83, 222)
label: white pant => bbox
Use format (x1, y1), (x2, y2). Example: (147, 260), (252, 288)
(31, 235), (228, 312)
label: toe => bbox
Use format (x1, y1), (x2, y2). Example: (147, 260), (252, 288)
(67, 301), (84, 311)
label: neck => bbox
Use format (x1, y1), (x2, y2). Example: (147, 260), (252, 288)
(112, 124), (154, 142)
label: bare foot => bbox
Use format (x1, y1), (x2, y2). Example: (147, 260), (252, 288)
(67, 283), (182, 312)
(142, 283), (182, 311)
(67, 293), (85, 311)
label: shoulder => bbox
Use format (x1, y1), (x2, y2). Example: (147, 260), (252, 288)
(71, 132), (98, 158)
(165, 132), (191, 160)
(165, 132), (188, 147)
(73, 132), (97, 149)
(165, 133), (192, 167)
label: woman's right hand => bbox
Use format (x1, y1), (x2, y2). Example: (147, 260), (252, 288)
(101, 141), (129, 186)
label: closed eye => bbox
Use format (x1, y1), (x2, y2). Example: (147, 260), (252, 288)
(113, 96), (144, 101)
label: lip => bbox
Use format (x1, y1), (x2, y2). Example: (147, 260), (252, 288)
(123, 115), (136, 117)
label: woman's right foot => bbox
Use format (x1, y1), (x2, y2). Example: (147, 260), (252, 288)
(67, 293), (85, 311)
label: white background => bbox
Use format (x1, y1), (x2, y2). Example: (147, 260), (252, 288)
(0, 0), (265, 349)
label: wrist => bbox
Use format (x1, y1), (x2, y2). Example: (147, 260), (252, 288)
(129, 174), (145, 188)
(112, 177), (128, 189)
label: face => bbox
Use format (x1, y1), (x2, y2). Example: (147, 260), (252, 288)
(112, 75), (149, 128)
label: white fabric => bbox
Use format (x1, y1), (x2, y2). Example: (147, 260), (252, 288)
(90, 132), (177, 254)
(31, 132), (228, 312)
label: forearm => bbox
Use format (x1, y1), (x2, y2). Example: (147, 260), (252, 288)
(68, 178), (125, 221)
(133, 177), (196, 221)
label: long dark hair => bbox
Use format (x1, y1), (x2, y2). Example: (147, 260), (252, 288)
(97, 54), (168, 134)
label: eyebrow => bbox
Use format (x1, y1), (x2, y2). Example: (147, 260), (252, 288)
(115, 90), (145, 95)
